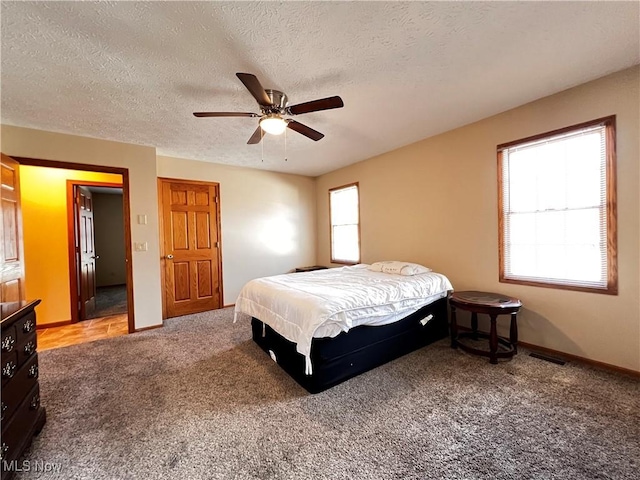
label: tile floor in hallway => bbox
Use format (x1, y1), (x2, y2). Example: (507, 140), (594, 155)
(37, 314), (129, 351)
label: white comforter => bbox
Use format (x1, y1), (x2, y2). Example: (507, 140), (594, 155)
(234, 264), (453, 374)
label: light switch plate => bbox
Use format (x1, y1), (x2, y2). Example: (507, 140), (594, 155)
(137, 214), (148, 225)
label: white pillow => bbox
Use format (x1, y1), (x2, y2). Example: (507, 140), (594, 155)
(367, 261), (432, 276)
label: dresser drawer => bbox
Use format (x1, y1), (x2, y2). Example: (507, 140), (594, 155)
(1, 325), (17, 360)
(15, 311), (36, 338)
(1, 354), (39, 426)
(17, 332), (37, 368)
(1, 351), (18, 387)
(1, 384), (42, 466)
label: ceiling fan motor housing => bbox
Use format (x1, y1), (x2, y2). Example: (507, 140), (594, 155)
(263, 89), (288, 113)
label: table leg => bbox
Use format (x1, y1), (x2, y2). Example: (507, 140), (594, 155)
(489, 314), (498, 364)
(450, 305), (458, 348)
(471, 312), (478, 340)
(510, 312), (518, 354)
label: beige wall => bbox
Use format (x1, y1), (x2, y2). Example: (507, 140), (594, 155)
(93, 192), (127, 287)
(157, 156), (316, 305)
(1, 125), (163, 330)
(19, 166), (122, 325)
(316, 66), (640, 372)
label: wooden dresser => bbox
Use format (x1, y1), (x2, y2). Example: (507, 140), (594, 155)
(1, 300), (46, 479)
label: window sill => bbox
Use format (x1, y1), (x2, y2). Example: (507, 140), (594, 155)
(331, 260), (360, 266)
(499, 277), (618, 295)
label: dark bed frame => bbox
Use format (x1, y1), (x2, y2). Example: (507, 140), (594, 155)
(251, 296), (449, 393)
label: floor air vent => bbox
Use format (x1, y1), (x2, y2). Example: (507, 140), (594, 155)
(529, 352), (566, 365)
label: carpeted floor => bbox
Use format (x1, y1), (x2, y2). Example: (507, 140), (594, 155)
(86, 285), (128, 320)
(20, 307), (639, 479)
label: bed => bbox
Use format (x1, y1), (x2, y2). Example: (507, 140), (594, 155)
(235, 263), (453, 393)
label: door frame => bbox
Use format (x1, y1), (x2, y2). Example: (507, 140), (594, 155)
(157, 177), (224, 320)
(13, 157), (135, 334)
(67, 180), (124, 324)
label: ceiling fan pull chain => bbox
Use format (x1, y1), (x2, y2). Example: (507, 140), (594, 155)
(261, 130), (264, 162)
(284, 127), (288, 161)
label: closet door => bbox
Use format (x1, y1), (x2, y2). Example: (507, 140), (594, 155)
(0, 153), (25, 310)
(159, 179), (223, 318)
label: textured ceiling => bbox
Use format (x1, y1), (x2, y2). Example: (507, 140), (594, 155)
(1, 2), (638, 177)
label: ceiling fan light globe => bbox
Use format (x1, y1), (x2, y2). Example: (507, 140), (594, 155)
(260, 116), (287, 135)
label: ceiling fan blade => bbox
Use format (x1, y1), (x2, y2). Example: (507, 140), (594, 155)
(287, 96), (344, 115)
(193, 112), (259, 118)
(287, 120), (324, 141)
(236, 73), (272, 106)
(247, 126), (264, 144)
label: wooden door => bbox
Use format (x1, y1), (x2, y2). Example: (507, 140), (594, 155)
(0, 154), (25, 310)
(76, 186), (97, 319)
(160, 179), (222, 318)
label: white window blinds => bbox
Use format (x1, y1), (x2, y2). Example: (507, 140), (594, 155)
(330, 184), (360, 263)
(500, 122), (613, 290)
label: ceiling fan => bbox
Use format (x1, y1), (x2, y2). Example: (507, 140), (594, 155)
(194, 73), (344, 144)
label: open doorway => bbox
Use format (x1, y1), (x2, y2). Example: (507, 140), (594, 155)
(13, 157), (135, 350)
(88, 186), (128, 320)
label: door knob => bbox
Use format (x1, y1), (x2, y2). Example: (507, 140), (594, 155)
(166, 254), (174, 259)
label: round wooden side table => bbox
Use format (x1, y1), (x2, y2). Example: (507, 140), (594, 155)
(449, 291), (522, 364)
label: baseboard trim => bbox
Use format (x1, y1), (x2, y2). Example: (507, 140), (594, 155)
(518, 341), (640, 378)
(455, 324), (639, 377)
(134, 324), (163, 333)
(223, 304), (235, 308)
(36, 320), (72, 329)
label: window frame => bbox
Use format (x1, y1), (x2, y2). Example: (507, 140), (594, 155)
(497, 115), (618, 295)
(329, 182), (361, 265)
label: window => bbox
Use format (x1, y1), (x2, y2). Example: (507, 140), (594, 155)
(498, 116), (617, 294)
(329, 182), (360, 264)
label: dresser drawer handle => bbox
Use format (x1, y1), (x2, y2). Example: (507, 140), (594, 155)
(24, 341), (36, 356)
(30, 393), (40, 410)
(28, 364), (39, 379)
(0, 442), (8, 461)
(2, 361), (16, 379)
(1, 335), (15, 352)
(23, 319), (35, 333)
(0, 402), (7, 421)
